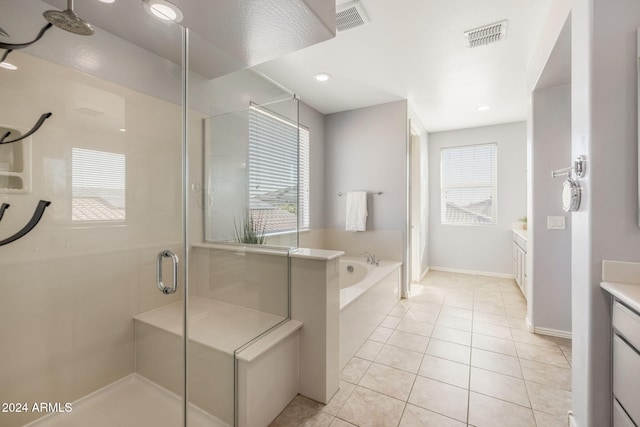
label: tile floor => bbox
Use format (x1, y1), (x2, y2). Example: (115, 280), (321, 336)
(270, 271), (572, 427)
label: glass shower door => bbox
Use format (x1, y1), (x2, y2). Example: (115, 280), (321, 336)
(0, 2), (190, 426)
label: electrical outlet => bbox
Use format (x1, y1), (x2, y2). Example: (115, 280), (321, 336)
(547, 216), (566, 230)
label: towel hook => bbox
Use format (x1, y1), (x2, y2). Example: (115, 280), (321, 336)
(0, 200), (51, 247)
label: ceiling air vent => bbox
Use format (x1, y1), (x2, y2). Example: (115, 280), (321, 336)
(336, 0), (370, 32)
(464, 20), (508, 48)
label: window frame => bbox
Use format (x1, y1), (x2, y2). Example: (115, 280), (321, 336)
(247, 105), (310, 235)
(440, 142), (498, 226)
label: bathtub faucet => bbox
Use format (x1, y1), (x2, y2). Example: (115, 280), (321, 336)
(360, 251), (380, 266)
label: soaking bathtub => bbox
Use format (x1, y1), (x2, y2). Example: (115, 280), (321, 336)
(338, 256), (402, 369)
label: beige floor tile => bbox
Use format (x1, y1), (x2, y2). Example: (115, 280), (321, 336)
(426, 339), (471, 364)
(472, 312), (509, 327)
(355, 340), (384, 361)
(368, 326), (393, 343)
(431, 325), (472, 346)
(470, 367), (531, 407)
(408, 376), (468, 422)
(519, 359), (572, 391)
(436, 315), (473, 332)
(471, 348), (522, 378)
(388, 305), (409, 318)
(440, 306), (473, 320)
(508, 316), (529, 331)
(443, 298), (474, 311)
(404, 308), (440, 324)
(270, 395), (334, 427)
(418, 355), (470, 388)
(409, 301), (443, 314)
(473, 303), (507, 316)
(341, 357), (372, 384)
(322, 381), (356, 416)
(329, 418), (356, 427)
(399, 404), (466, 427)
(386, 330), (430, 353)
(337, 386), (405, 427)
(380, 315), (401, 329)
(395, 318), (435, 337)
(510, 329), (560, 348)
(358, 362), (416, 400)
(525, 381), (572, 418)
(374, 344), (424, 373)
(473, 321), (513, 340)
(472, 333), (517, 357)
(533, 410), (567, 427)
(468, 392), (536, 427)
(514, 342), (570, 369)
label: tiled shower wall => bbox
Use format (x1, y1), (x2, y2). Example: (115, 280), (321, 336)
(0, 52), (201, 427)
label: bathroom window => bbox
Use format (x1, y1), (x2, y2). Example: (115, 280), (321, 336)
(248, 106), (310, 234)
(440, 143), (497, 225)
(72, 147), (126, 222)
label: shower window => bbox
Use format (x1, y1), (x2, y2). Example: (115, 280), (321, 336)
(440, 143), (497, 225)
(248, 106), (309, 233)
(71, 147), (126, 222)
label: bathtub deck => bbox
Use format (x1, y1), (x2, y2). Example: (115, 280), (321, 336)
(134, 296), (286, 354)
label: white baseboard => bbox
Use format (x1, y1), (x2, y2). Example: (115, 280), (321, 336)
(430, 266), (514, 279)
(420, 267), (430, 281)
(525, 317), (572, 339)
(534, 326), (572, 340)
(525, 316), (535, 333)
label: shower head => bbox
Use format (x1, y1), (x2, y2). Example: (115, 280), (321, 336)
(43, 0), (94, 36)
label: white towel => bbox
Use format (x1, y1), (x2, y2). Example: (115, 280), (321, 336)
(345, 191), (367, 232)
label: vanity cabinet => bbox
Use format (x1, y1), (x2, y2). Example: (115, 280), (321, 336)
(512, 231), (527, 298)
(611, 300), (640, 426)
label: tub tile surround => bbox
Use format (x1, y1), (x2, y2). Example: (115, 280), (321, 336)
(291, 250), (343, 404)
(271, 271), (572, 426)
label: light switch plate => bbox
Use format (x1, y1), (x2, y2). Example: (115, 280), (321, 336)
(547, 216), (566, 230)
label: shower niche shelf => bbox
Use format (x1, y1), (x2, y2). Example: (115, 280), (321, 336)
(0, 124), (31, 193)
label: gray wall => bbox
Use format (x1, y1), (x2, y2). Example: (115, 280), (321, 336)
(300, 102), (327, 230)
(428, 122), (527, 275)
(571, 0), (640, 425)
(530, 84), (572, 333)
(325, 101), (408, 231)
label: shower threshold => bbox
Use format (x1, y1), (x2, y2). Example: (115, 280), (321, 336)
(24, 374), (228, 427)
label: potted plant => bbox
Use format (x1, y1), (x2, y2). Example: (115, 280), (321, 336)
(519, 216), (528, 231)
(233, 210), (267, 244)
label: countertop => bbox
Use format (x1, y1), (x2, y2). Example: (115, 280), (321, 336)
(512, 227), (528, 241)
(600, 260), (640, 313)
(601, 281), (640, 313)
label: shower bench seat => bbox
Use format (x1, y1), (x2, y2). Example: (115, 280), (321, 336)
(133, 296), (301, 427)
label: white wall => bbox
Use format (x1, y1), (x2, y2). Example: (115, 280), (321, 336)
(428, 122), (527, 276)
(530, 83), (572, 333)
(570, 1), (640, 426)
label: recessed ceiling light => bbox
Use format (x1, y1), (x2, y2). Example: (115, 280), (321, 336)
(98, 0), (116, 3)
(478, 105), (491, 111)
(314, 72), (331, 82)
(0, 62), (17, 70)
(143, 0), (183, 22)
(119, 128), (126, 132)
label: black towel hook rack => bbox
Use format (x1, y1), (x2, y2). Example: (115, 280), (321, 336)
(0, 200), (51, 247)
(0, 23), (53, 63)
(0, 112), (53, 145)
(0, 203), (9, 222)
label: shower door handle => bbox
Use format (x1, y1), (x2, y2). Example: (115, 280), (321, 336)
(157, 250), (179, 295)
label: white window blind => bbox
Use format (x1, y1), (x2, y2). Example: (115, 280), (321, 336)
(248, 106), (309, 234)
(72, 148), (126, 222)
(441, 143), (497, 225)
